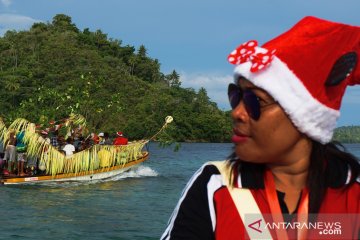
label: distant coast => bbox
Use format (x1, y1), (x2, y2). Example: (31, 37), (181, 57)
(333, 126), (360, 143)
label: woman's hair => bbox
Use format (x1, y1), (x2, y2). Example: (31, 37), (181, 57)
(308, 141), (360, 212)
(229, 141), (360, 213)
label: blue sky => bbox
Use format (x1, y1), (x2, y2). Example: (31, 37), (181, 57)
(0, 0), (359, 126)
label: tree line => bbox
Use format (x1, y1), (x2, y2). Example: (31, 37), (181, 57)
(0, 14), (232, 142)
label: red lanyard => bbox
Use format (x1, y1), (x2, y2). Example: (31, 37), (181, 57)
(264, 170), (309, 240)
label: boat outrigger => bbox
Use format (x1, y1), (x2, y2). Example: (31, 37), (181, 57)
(0, 115), (173, 185)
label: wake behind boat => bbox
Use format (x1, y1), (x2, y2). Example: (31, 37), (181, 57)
(0, 115), (173, 185)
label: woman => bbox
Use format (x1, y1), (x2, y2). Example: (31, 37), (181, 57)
(161, 16), (360, 240)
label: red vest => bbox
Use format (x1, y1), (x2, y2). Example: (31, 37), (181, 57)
(214, 184), (360, 239)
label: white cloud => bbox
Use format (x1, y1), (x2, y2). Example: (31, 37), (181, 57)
(179, 72), (233, 110)
(1, 0), (12, 7)
(0, 14), (43, 36)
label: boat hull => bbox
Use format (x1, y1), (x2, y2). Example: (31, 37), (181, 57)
(1, 152), (149, 185)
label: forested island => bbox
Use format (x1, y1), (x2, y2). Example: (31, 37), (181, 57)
(0, 14), (231, 142)
(333, 126), (360, 143)
(0, 14), (358, 143)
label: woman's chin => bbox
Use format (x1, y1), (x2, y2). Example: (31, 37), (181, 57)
(235, 148), (263, 164)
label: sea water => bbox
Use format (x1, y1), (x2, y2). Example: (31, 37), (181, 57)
(0, 143), (358, 240)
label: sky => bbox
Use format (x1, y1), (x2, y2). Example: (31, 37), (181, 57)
(0, 0), (359, 126)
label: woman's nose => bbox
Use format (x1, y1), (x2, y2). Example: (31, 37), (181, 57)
(231, 101), (250, 123)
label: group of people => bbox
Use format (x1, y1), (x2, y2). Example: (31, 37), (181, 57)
(43, 130), (128, 156)
(92, 131), (128, 147)
(0, 128), (129, 176)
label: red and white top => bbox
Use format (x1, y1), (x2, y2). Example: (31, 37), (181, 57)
(161, 162), (360, 240)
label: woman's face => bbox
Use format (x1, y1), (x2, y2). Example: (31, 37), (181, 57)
(231, 78), (312, 165)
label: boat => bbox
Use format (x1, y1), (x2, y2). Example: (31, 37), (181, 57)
(0, 114), (173, 185)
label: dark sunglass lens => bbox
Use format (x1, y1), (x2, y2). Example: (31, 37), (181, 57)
(228, 84), (241, 109)
(243, 90), (260, 120)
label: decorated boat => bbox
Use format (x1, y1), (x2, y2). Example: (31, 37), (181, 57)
(0, 114), (173, 185)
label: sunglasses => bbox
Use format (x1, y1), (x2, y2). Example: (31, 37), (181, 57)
(228, 83), (276, 120)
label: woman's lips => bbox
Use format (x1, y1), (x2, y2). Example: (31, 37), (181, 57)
(232, 129), (249, 143)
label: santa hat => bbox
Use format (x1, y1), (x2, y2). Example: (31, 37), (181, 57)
(228, 16), (360, 144)
(116, 131), (123, 137)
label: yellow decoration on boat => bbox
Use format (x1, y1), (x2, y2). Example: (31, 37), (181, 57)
(0, 115), (173, 181)
(98, 148), (111, 168)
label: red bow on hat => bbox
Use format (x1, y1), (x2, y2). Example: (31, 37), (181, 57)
(228, 40), (276, 72)
(117, 131), (123, 136)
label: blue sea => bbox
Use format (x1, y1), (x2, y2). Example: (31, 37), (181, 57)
(0, 143), (359, 240)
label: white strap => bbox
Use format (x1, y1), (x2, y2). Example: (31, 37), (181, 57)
(229, 188), (273, 239)
(210, 161), (273, 239)
(210, 161), (233, 186)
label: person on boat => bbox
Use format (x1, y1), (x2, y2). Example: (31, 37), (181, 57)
(78, 136), (91, 151)
(4, 129), (16, 173)
(49, 129), (60, 150)
(101, 132), (112, 145)
(98, 132), (105, 144)
(62, 137), (76, 156)
(91, 133), (100, 145)
(161, 16), (360, 240)
(113, 131), (128, 145)
(16, 131), (27, 176)
(57, 135), (66, 150)
(72, 129), (84, 150)
(74, 135), (85, 151)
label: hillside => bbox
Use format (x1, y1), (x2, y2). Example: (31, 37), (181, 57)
(333, 126), (360, 143)
(0, 14), (232, 142)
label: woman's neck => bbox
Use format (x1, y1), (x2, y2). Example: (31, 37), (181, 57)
(269, 164), (309, 192)
(267, 137), (312, 191)
(267, 156), (310, 213)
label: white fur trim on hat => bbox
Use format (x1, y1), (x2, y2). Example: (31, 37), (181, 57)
(234, 48), (340, 144)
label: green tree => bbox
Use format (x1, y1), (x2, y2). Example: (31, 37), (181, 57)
(166, 70), (181, 88)
(51, 14), (79, 33)
(137, 45), (147, 58)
